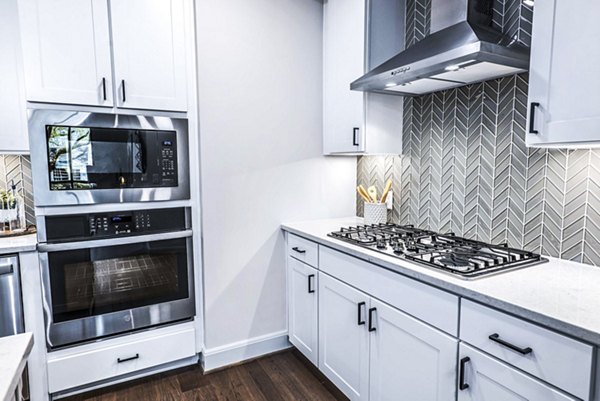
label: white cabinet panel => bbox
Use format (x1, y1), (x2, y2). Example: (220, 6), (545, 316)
(369, 299), (457, 401)
(0, 0), (28, 152)
(458, 344), (577, 401)
(323, 0), (365, 154)
(17, 0), (113, 107)
(111, 0), (188, 111)
(460, 300), (593, 400)
(288, 257), (318, 365)
(318, 273), (370, 401)
(527, 0), (600, 146)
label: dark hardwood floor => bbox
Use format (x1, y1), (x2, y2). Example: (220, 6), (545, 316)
(65, 350), (348, 401)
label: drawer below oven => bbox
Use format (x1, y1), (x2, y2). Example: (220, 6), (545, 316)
(47, 323), (196, 394)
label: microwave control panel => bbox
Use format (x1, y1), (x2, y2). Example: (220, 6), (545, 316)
(44, 207), (188, 243)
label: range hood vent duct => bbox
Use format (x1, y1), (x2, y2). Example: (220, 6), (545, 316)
(351, 0), (530, 96)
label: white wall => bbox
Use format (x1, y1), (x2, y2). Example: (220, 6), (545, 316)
(196, 0), (356, 354)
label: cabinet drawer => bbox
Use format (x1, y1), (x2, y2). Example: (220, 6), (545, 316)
(47, 325), (196, 393)
(319, 246), (459, 336)
(287, 234), (318, 267)
(460, 300), (593, 400)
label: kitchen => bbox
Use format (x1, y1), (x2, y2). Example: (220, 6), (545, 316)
(0, 0), (598, 400)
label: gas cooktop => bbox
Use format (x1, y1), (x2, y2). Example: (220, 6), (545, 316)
(328, 223), (547, 279)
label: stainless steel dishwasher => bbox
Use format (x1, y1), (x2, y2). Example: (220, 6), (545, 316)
(0, 255), (24, 336)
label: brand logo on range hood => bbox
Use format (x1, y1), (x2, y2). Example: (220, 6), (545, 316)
(391, 66), (411, 76)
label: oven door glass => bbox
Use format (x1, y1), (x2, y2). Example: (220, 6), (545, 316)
(47, 238), (190, 324)
(46, 125), (176, 190)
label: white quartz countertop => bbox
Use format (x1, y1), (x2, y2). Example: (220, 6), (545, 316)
(282, 217), (600, 346)
(0, 234), (37, 255)
(0, 333), (33, 401)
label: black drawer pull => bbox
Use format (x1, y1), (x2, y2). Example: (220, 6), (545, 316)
(353, 127), (360, 146)
(489, 333), (532, 355)
(292, 247), (306, 254)
(368, 307), (377, 332)
(357, 302), (366, 326)
(459, 356), (470, 390)
(102, 77), (107, 101)
(529, 102), (540, 134)
(308, 274), (315, 293)
(121, 79), (127, 102)
(117, 353), (140, 363)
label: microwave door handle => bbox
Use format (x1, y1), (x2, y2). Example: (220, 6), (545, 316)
(37, 229), (193, 252)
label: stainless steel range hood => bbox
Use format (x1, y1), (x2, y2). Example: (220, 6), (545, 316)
(351, 0), (530, 96)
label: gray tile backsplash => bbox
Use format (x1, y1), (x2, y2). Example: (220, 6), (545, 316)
(357, 0), (600, 266)
(0, 155), (35, 225)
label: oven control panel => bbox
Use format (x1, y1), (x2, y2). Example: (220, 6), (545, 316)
(44, 207), (188, 243)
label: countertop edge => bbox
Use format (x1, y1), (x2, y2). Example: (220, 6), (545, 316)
(0, 333), (34, 401)
(0, 234), (38, 255)
(282, 224), (600, 347)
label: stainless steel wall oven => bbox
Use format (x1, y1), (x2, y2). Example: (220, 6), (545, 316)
(29, 109), (190, 206)
(37, 207), (195, 349)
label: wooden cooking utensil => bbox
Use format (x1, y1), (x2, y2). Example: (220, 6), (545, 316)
(356, 186), (371, 202)
(358, 185), (371, 203)
(380, 179), (393, 203)
(367, 186), (378, 203)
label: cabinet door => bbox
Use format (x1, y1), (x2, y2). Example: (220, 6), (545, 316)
(369, 299), (457, 401)
(458, 344), (577, 401)
(319, 274), (369, 401)
(17, 0), (113, 107)
(288, 257), (318, 366)
(527, 0), (600, 146)
(111, 0), (188, 112)
(0, 0), (28, 152)
(323, 0), (366, 154)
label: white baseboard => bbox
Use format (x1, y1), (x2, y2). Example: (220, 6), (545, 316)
(201, 330), (291, 372)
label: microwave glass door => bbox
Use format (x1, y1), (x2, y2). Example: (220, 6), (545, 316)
(46, 125), (177, 191)
(47, 238), (189, 324)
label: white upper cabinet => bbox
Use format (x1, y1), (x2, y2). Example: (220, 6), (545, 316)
(323, 0), (404, 155)
(17, 0), (113, 107)
(323, 0), (365, 154)
(527, 0), (600, 147)
(111, 0), (188, 112)
(0, 0), (29, 152)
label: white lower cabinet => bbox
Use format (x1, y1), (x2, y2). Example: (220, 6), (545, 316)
(369, 299), (457, 401)
(288, 257), (318, 365)
(319, 273), (370, 401)
(458, 344), (577, 401)
(317, 273), (457, 401)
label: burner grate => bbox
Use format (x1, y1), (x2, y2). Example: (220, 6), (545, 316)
(328, 224), (546, 279)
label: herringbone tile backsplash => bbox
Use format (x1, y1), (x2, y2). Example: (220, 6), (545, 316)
(357, 0), (600, 266)
(0, 155), (35, 225)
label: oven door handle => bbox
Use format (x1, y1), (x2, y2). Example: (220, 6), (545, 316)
(37, 229), (193, 252)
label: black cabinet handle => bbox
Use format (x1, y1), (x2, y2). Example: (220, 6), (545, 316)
(121, 79), (127, 102)
(102, 77), (107, 101)
(353, 127), (360, 146)
(529, 102), (540, 134)
(308, 274), (315, 293)
(368, 307), (377, 332)
(489, 333), (533, 355)
(459, 357), (470, 390)
(292, 247), (306, 254)
(357, 302), (366, 326)
(117, 353), (139, 363)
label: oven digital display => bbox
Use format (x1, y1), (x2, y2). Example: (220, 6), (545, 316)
(110, 215), (132, 224)
(163, 140), (173, 146)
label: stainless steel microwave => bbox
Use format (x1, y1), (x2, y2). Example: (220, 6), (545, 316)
(29, 110), (190, 206)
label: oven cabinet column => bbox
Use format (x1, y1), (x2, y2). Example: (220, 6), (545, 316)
(287, 257), (318, 366)
(317, 273), (457, 401)
(457, 344), (577, 401)
(17, 0), (189, 112)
